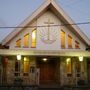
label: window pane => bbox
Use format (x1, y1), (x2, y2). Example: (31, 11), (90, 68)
(31, 29), (36, 47)
(23, 57), (29, 75)
(31, 43), (36, 47)
(66, 58), (72, 75)
(68, 35), (72, 48)
(61, 30), (65, 48)
(75, 40), (80, 49)
(24, 34), (29, 47)
(16, 39), (21, 47)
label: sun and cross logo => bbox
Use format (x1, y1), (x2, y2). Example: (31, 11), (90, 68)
(40, 19), (57, 44)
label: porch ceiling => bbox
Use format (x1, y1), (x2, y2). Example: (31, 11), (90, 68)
(0, 49), (90, 57)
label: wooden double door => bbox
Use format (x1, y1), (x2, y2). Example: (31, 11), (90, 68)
(38, 59), (57, 84)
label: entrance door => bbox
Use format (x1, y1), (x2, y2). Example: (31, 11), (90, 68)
(38, 59), (56, 84)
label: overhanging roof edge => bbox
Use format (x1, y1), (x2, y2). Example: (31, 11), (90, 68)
(0, 49), (90, 57)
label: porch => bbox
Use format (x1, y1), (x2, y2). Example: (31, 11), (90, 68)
(0, 49), (90, 86)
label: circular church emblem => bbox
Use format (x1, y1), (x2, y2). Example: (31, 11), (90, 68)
(39, 19), (57, 44)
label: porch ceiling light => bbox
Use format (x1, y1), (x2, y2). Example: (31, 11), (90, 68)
(17, 54), (21, 60)
(43, 58), (47, 62)
(79, 56), (83, 62)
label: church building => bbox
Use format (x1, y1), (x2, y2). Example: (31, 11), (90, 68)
(0, 0), (90, 86)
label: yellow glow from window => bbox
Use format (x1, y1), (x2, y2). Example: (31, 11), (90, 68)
(61, 30), (65, 48)
(66, 58), (71, 74)
(75, 41), (80, 49)
(68, 35), (72, 48)
(24, 34), (29, 47)
(66, 58), (71, 64)
(32, 32), (36, 39)
(23, 57), (29, 73)
(16, 39), (21, 47)
(31, 29), (36, 47)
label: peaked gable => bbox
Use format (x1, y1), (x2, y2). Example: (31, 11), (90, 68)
(2, 0), (90, 46)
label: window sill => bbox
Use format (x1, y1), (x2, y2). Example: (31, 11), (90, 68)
(68, 47), (73, 49)
(31, 47), (36, 48)
(75, 47), (80, 49)
(15, 46), (21, 48)
(23, 46), (29, 48)
(61, 47), (65, 49)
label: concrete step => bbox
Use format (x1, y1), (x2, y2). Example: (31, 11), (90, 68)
(38, 85), (64, 90)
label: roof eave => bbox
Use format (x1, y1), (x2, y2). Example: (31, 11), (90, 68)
(2, 0), (90, 46)
(51, 1), (90, 46)
(2, 0), (51, 45)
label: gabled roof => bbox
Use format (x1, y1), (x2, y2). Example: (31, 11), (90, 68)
(2, 0), (90, 46)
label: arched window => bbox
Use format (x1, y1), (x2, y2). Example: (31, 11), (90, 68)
(68, 35), (72, 48)
(24, 34), (29, 47)
(75, 40), (80, 49)
(61, 30), (65, 48)
(31, 29), (36, 48)
(23, 57), (29, 76)
(16, 39), (21, 47)
(66, 58), (72, 76)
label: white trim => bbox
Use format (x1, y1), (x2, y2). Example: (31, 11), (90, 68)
(0, 49), (90, 57)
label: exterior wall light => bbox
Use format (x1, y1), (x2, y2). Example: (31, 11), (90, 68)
(17, 54), (21, 60)
(79, 56), (83, 62)
(66, 58), (71, 64)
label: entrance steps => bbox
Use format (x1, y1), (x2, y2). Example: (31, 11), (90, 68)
(38, 85), (64, 90)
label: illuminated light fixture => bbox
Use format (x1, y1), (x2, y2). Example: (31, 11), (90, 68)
(43, 58), (47, 62)
(17, 54), (21, 60)
(79, 56), (83, 62)
(66, 58), (71, 64)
